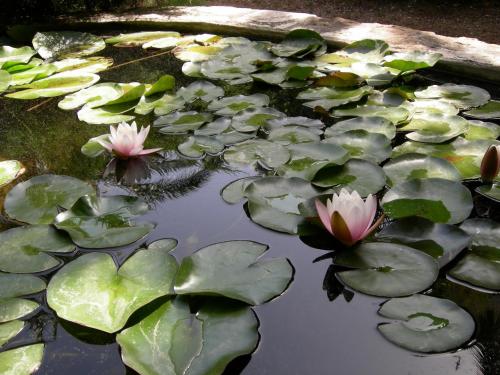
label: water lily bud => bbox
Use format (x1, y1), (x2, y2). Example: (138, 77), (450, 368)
(480, 145), (499, 183)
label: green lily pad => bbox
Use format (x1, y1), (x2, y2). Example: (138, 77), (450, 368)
(221, 176), (259, 204)
(271, 29), (326, 58)
(383, 154), (461, 187)
(117, 298), (259, 375)
(312, 159), (386, 196)
(297, 86), (373, 110)
(105, 31), (181, 46)
(155, 111), (213, 134)
(0, 225), (75, 274)
(376, 217), (470, 267)
(402, 99), (459, 116)
(0, 297), (39, 323)
(0, 320), (24, 347)
(325, 116), (396, 139)
(0, 46), (36, 69)
(54, 195), (154, 249)
(4, 174), (93, 224)
(476, 183), (500, 202)
(0, 70), (10, 93)
(266, 116), (324, 130)
(231, 108), (284, 132)
(415, 84), (490, 109)
(175, 45), (223, 63)
(80, 134), (109, 157)
(378, 294), (474, 353)
(199, 59), (254, 82)
(6, 72), (100, 99)
(32, 31), (105, 59)
(224, 139), (290, 169)
(0, 160), (24, 188)
(464, 100), (500, 120)
(323, 129), (392, 164)
(267, 126), (322, 145)
(335, 242), (438, 297)
(463, 120), (500, 140)
(277, 142), (349, 180)
(339, 39), (389, 63)
(215, 130), (256, 146)
(381, 178), (473, 224)
(194, 117), (232, 136)
(174, 240), (292, 305)
(77, 105), (136, 125)
(153, 94), (186, 116)
(0, 273), (46, 298)
(332, 105), (410, 125)
(342, 62), (399, 86)
(144, 75), (175, 97)
(177, 136), (224, 158)
(47, 239), (178, 333)
(208, 94), (269, 115)
(399, 113), (468, 143)
(0, 344), (44, 375)
(177, 80), (224, 103)
(251, 67), (288, 85)
(383, 51), (441, 72)
(8, 63), (57, 86)
(58, 82), (125, 110)
(52, 56), (113, 74)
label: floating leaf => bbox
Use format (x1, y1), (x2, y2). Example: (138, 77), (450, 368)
(32, 31), (105, 59)
(342, 62), (398, 86)
(0, 297), (39, 323)
(476, 183), (500, 202)
(383, 51), (441, 72)
(339, 39), (389, 63)
(271, 29), (326, 58)
(383, 154), (461, 186)
(77, 105), (136, 124)
(464, 120), (500, 140)
(177, 80), (224, 103)
(6, 72), (100, 99)
(224, 139), (290, 169)
(0, 160), (24, 188)
(0, 46), (36, 69)
(58, 82), (124, 110)
(155, 111), (213, 134)
(208, 94), (269, 115)
(174, 241), (292, 305)
(0, 273), (46, 298)
(175, 45), (223, 62)
(106, 31), (181, 47)
(378, 295), (474, 353)
(415, 84), (490, 109)
(194, 117), (232, 136)
(0, 320), (24, 347)
(267, 126), (322, 145)
(332, 105), (410, 124)
(0, 225), (75, 274)
(376, 217), (470, 267)
(399, 113), (468, 143)
(381, 178), (473, 224)
(231, 107), (284, 132)
(325, 116), (396, 139)
(117, 298), (259, 375)
(47, 239), (178, 333)
(52, 56), (113, 74)
(80, 134), (109, 157)
(8, 63), (56, 86)
(0, 344), (44, 375)
(221, 177), (259, 204)
(313, 159), (386, 196)
(4, 174), (93, 224)
(266, 116), (324, 130)
(54, 195), (154, 249)
(0, 70), (10, 93)
(323, 129), (392, 164)
(464, 100), (500, 120)
(297, 86), (373, 110)
(402, 99), (459, 116)
(335, 242), (438, 297)
(177, 136), (224, 158)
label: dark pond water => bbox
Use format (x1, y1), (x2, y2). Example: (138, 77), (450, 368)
(0, 33), (499, 375)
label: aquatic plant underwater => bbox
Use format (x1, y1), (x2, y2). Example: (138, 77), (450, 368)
(0, 28), (499, 374)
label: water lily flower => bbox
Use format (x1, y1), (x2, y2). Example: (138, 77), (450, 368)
(97, 121), (161, 159)
(480, 145), (499, 183)
(315, 189), (384, 246)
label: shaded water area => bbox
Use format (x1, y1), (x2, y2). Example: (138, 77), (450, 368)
(0, 32), (500, 375)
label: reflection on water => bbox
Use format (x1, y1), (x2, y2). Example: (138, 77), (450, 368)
(0, 33), (499, 375)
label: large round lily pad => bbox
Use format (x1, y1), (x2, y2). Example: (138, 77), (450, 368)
(335, 242), (439, 297)
(0, 344), (44, 375)
(177, 80), (224, 103)
(220, 176), (259, 204)
(267, 126), (322, 145)
(54, 195), (154, 249)
(463, 120), (500, 141)
(174, 241), (293, 305)
(464, 100), (500, 120)
(117, 298), (259, 375)
(208, 94), (269, 115)
(4, 174), (93, 224)
(414, 84), (490, 109)
(297, 86), (373, 110)
(0, 160), (24, 188)
(47, 239), (179, 333)
(383, 51), (441, 72)
(399, 113), (468, 143)
(177, 136), (224, 158)
(378, 294), (474, 353)
(332, 105), (410, 125)
(325, 116), (396, 139)
(381, 178), (473, 224)
(224, 139), (290, 169)
(0, 225), (75, 274)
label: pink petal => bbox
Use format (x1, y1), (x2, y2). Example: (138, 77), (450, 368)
(315, 199), (333, 234)
(137, 148), (162, 155)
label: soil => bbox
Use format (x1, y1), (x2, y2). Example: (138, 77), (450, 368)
(204, 0), (500, 44)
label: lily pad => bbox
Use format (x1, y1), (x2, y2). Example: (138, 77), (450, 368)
(117, 298), (259, 375)
(52, 56), (113, 74)
(58, 82), (125, 110)
(47, 239), (179, 333)
(297, 86), (373, 110)
(266, 116), (324, 130)
(271, 29), (326, 58)
(378, 294), (474, 353)
(402, 99), (459, 116)
(376, 217), (470, 267)
(335, 242), (438, 297)
(106, 31), (181, 47)
(208, 94), (269, 115)
(383, 154), (461, 187)
(177, 80), (224, 103)
(325, 116), (396, 139)
(332, 105), (410, 125)
(0, 298), (39, 323)
(399, 113), (468, 143)
(6, 72), (100, 99)
(0, 46), (36, 69)
(0, 160), (24, 188)
(0, 225), (75, 273)
(342, 62), (399, 86)
(463, 120), (500, 140)
(267, 126), (322, 145)
(221, 176), (259, 204)
(415, 84), (490, 109)
(155, 111), (213, 134)
(32, 31), (105, 59)
(54, 195), (154, 249)
(323, 129), (392, 164)
(381, 178), (473, 224)
(194, 117), (232, 136)
(177, 136), (224, 158)
(0, 70), (10, 93)
(174, 240), (292, 305)
(0, 273), (46, 298)
(4, 174), (93, 224)
(339, 39), (389, 63)
(77, 105), (136, 125)
(312, 159), (386, 196)
(476, 183), (500, 202)
(383, 51), (441, 72)
(464, 100), (500, 120)
(231, 107), (284, 132)
(175, 45), (223, 62)
(224, 139), (290, 169)
(0, 344), (44, 375)
(0, 320), (24, 347)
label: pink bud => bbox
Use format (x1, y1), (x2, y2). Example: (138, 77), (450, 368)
(480, 145), (499, 183)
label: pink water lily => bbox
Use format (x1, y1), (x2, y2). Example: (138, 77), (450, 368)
(97, 121), (162, 159)
(315, 189), (384, 246)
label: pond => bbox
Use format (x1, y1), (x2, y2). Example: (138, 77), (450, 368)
(0, 29), (499, 375)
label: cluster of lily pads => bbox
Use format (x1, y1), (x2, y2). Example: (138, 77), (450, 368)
(0, 27), (500, 373)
